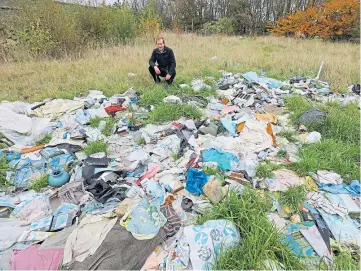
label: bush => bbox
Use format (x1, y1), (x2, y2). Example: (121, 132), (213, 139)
(202, 18), (235, 35)
(269, 0), (360, 40)
(1, 0), (140, 60)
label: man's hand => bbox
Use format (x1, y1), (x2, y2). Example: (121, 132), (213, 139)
(165, 74), (171, 80)
(154, 66), (161, 75)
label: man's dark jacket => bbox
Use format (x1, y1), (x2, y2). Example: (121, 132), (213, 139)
(149, 46), (176, 76)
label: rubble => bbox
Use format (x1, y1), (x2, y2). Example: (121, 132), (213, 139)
(0, 70), (359, 270)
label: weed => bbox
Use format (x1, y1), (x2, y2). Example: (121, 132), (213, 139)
(136, 137), (146, 145)
(279, 185), (306, 214)
(148, 103), (202, 124)
(89, 117), (103, 128)
(198, 188), (305, 270)
(171, 152), (179, 161)
(202, 166), (220, 175)
(255, 162), (283, 179)
(276, 149), (288, 158)
(277, 130), (298, 143)
(333, 244), (360, 270)
(35, 133), (52, 145)
(138, 86), (167, 107)
(89, 117), (116, 136)
(102, 118), (117, 136)
(0, 155), (11, 188)
(84, 140), (108, 155)
(29, 174), (49, 192)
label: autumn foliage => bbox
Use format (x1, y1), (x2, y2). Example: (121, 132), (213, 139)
(268, 0), (360, 40)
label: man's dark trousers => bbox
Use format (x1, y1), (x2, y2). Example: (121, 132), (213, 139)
(148, 66), (176, 85)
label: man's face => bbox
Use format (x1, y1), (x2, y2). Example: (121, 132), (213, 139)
(156, 39), (165, 51)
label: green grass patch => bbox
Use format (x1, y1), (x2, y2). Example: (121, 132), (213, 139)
(148, 103), (202, 124)
(198, 189), (305, 270)
(333, 245), (360, 270)
(35, 133), (52, 145)
(255, 162), (283, 179)
(277, 130), (298, 143)
(284, 95), (314, 122)
(0, 155), (11, 188)
(287, 139), (360, 183)
(88, 117), (103, 127)
(84, 140), (108, 155)
(29, 174), (49, 192)
(202, 166), (220, 175)
(284, 96), (360, 183)
(276, 149), (288, 158)
(279, 185), (306, 214)
(137, 86), (167, 107)
(199, 68), (223, 80)
(89, 117), (117, 136)
(171, 152), (179, 161)
(136, 137), (145, 145)
(285, 96), (360, 145)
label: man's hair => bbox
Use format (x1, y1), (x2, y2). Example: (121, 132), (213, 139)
(155, 37), (165, 44)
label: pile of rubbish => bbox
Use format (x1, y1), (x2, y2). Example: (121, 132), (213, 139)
(0, 70), (359, 270)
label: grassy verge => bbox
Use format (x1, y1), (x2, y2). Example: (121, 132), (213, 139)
(198, 188), (305, 270)
(284, 96), (360, 183)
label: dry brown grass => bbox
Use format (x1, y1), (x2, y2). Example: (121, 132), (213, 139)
(0, 33), (359, 102)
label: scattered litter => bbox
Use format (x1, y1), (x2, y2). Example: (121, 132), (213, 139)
(0, 71), (359, 270)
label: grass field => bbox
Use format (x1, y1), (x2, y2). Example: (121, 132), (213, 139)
(0, 33), (360, 102)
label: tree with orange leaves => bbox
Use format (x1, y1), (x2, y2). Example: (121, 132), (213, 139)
(268, 0), (360, 40)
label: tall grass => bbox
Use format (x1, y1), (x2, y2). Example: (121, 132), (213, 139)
(0, 33), (359, 102)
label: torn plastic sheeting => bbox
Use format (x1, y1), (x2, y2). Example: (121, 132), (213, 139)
(0, 218), (30, 251)
(220, 105), (239, 115)
(303, 202), (332, 250)
(136, 164), (161, 185)
(185, 168), (209, 195)
(284, 222), (319, 268)
(121, 199), (167, 240)
(0, 106), (52, 147)
(319, 209), (360, 247)
(12, 158), (47, 188)
(184, 219), (240, 270)
(241, 71), (287, 89)
(10, 245), (64, 270)
(75, 109), (91, 125)
(297, 108), (326, 125)
(300, 225), (333, 266)
(317, 180), (360, 196)
(10, 196), (52, 225)
(105, 105), (126, 114)
(220, 118), (237, 136)
(255, 113), (277, 124)
(238, 121), (273, 154)
(202, 149), (239, 171)
(267, 169), (304, 192)
(33, 99), (83, 119)
(0, 150), (21, 162)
